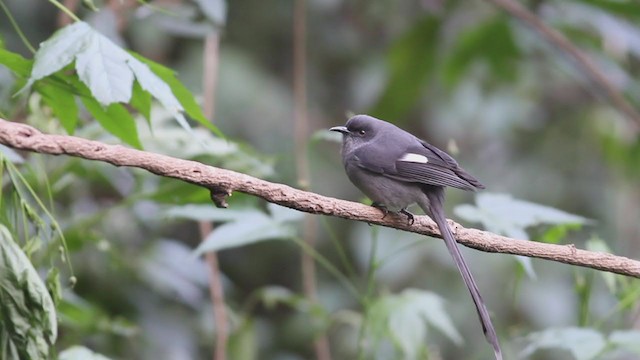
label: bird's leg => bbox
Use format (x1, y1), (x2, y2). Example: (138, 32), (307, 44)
(371, 202), (389, 219)
(371, 202), (389, 218)
(371, 203), (414, 225)
(399, 208), (415, 225)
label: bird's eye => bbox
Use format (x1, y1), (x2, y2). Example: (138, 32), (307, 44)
(359, 130), (366, 135)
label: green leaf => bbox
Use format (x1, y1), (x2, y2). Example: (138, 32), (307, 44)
(75, 29), (134, 104)
(540, 223), (582, 244)
(82, 98), (142, 148)
(132, 53), (223, 137)
(444, 17), (520, 86)
(45, 268), (61, 307)
(456, 193), (590, 279)
(58, 295), (138, 337)
(0, 48), (33, 77)
(609, 330), (640, 355)
(258, 286), (300, 309)
(164, 205), (263, 222)
(139, 239), (210, 307)
(228, 318), (257, 360)
(455, 193), (591, 235)
(38, 83), (79, 134)
(194, 212), (296, 254)
(26, 23), (93, 86)
(24, 22), (133, 104)
(367, 289), (462, 359)
(57, 71), (94, 98)
(59, 346), (113, 360)
(522, 327), (606, 360)
(581, 0), (640, 22)
(136, 111), (237, 158)
(149, 180), (212, 204)
(370, 16), (440, 120)
(130, 80), (152, 122)
(25, 22), (214, 137)
(601, 131), (640, 180)
(267, 203), (305, 223)
(81, 0), (99, 12)
(126, 58), (191, 129)
(401, 289), (462, 346)
(0, 225), (57, 360)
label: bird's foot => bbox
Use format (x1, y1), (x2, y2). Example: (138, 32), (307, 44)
(399, 208), (415, 225)
(367, 202), (390, 226)
(371, 202), (389, 219)
(372, 203), (415, 226)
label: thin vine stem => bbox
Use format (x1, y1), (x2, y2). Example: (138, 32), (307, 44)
(4, 158), (73, 274)
(356, 227), (380, 360)
(0, 0), (36, 53)
(47, 0), (80, 22)
(291, 236), (362, 303)
(320, 217), (358, 281)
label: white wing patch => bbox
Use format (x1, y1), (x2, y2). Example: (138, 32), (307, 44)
(399, 153), (429, 163)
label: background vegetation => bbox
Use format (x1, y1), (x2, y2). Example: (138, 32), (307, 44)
(1, 0), (640, 359)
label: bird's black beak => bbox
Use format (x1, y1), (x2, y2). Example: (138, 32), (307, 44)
(330, 126), (348, 134)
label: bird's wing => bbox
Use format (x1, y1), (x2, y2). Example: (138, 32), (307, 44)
(354, 139), (484, 191)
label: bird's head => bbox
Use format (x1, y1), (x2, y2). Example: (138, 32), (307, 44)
(330, 114), (382, 147)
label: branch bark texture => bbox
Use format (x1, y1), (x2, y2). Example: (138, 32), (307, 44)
(1, 119), (639, 279)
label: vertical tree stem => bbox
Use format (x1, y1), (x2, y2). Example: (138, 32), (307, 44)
(201, 32), (228, 360)
(293, 0), (332, 358)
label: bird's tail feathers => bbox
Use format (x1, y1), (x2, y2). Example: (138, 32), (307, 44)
(419, 188), (502, 360)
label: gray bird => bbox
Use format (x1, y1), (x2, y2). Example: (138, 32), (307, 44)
(330, 114), (502, 360)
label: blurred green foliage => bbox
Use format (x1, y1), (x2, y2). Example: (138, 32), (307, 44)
(1, 0), (640, 359)
(371, 16), (440, 120)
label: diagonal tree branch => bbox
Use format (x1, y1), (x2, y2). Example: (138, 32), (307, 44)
(1, 118), (639, 278)
(485, 0), (640, 131)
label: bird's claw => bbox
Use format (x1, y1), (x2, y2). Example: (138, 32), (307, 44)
(372, 203), (415, 226)
(372, 202), (389, 219)
(400, 208), (415, 225)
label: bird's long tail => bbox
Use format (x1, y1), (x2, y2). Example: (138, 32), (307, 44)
(419, 187), (502, 360)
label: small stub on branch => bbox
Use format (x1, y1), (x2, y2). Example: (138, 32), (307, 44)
(209, 187), (232, 208)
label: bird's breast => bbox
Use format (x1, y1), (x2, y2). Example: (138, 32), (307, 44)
(345, 164), (423, 211)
